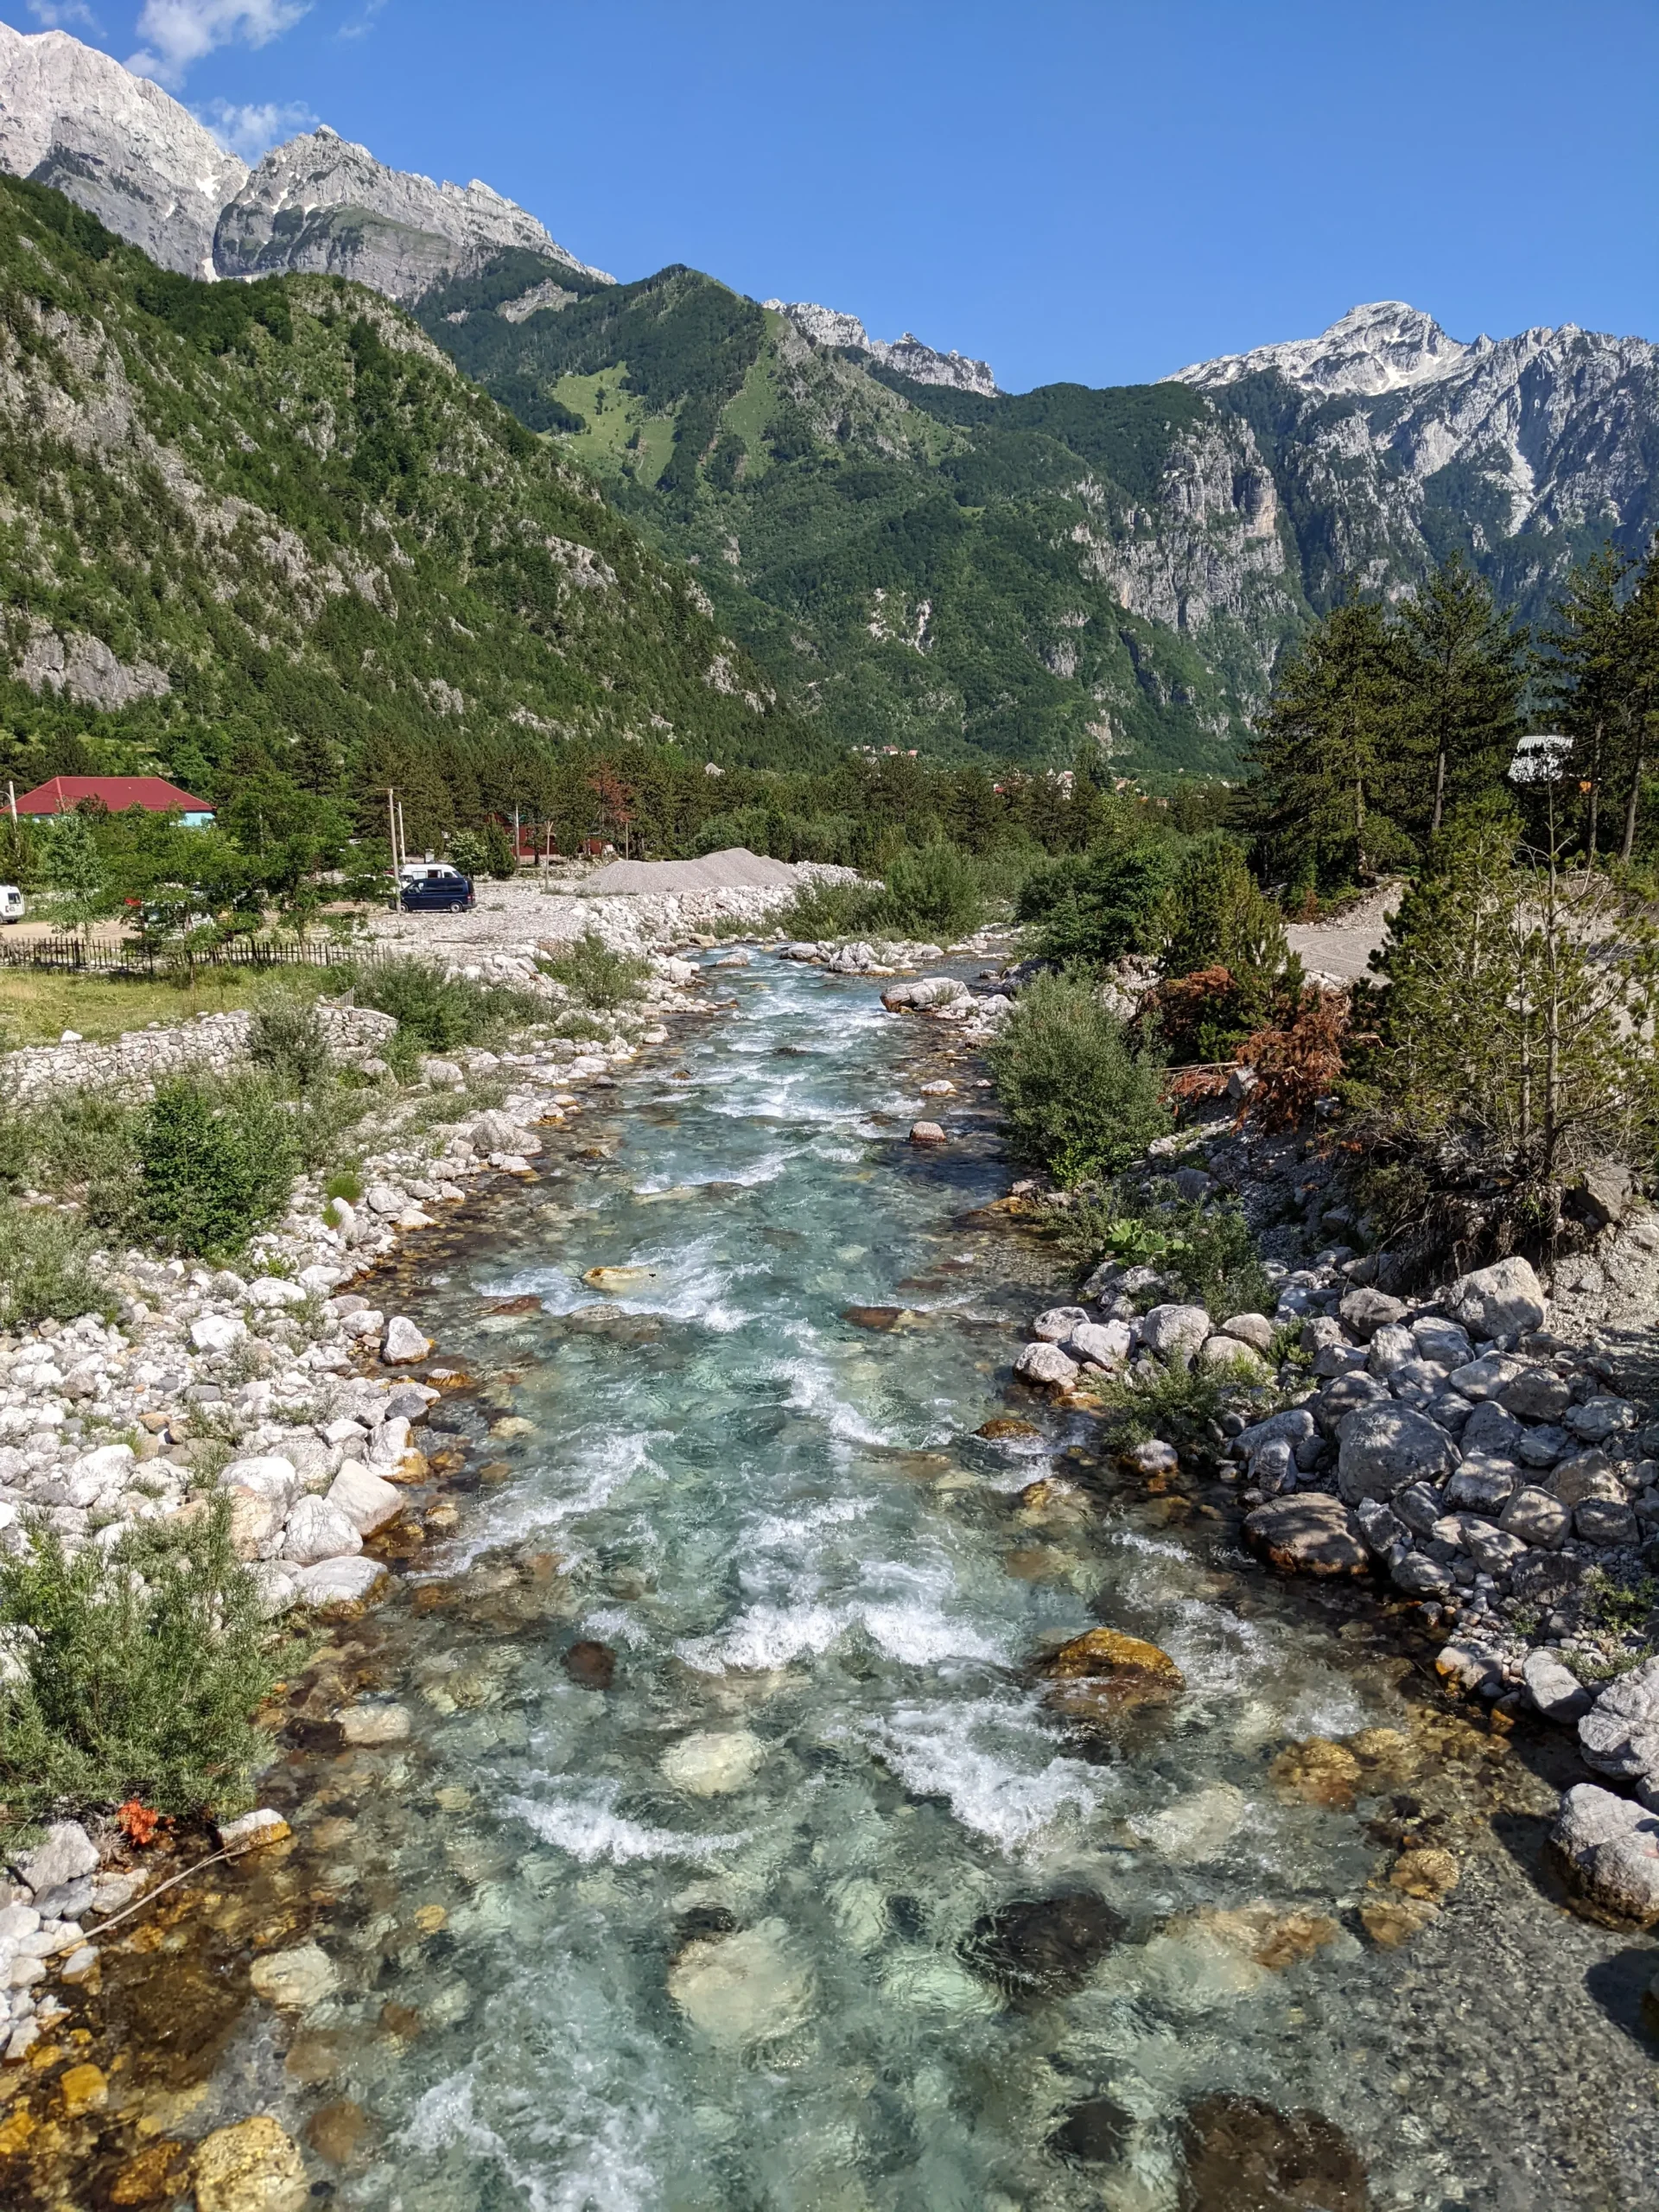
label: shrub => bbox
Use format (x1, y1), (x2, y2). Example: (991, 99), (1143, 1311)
(1143, 965), (1260, 1066)
(136, 1077), (298, 1259)
(248, 988), (329, 1095)
(0, 1502), (279, 1839)
(8, 1093), (140, 1232)
(874, 841), (983, 939)
(324, 1166), (362, 1205)
(0, 1205), (109, 1329)
(1160, 835), (1290, 981)
(772, 875), (885, 943)
(1016, 840), (1178, 965)
(353, 958), (542, 1052)
(988, 970), (1169, 1185)
(540, 931), (649, 1009)
(1050, 1179), (1272, 1317)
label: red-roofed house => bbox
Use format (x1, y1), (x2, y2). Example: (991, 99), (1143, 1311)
(13, 776), (215, 828)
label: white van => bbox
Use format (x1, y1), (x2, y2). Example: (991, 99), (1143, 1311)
(0, 886), (24, 924)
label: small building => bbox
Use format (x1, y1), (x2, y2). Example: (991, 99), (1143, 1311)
(12, 775), (216, 828)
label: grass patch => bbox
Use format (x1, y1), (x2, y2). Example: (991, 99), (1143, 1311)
(0, 967), (278, 1046)
(0, 1500), (281, 1841)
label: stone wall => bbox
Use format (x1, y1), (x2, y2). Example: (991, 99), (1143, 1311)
(0, 1002), (398, 1102)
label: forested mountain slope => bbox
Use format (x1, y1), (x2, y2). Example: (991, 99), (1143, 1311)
(0, 178), (805, 844)
(418, 258), (1306, 776)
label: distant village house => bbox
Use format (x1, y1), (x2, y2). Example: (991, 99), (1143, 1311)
(12, 776), (216, 828)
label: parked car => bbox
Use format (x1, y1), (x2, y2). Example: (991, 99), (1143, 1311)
(0, 885), (24, 923)
(398, 864), (474, 912)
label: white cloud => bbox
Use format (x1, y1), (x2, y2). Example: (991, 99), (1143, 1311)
(127, 0), (310, 90)
(195, 95), (317, 162)
(337, 0), (385, 39)
(27, 0), (105, 29)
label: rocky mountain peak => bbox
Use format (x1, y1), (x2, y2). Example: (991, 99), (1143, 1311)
(0, 18), (245, 279)
(1172, 300), (1484, 397)
(214, 126), (611, 300)
(766, 298), (998, 396)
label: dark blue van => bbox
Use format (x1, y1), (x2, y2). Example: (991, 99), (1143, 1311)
(398, 864), (475, 912)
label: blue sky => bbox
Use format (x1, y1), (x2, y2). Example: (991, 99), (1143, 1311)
(23, 0), (1659, 391)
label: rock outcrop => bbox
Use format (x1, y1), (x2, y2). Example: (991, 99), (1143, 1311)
(765, 299), (998, 396)
(214, 127), (610, 300)
(0, 26), (607, 306)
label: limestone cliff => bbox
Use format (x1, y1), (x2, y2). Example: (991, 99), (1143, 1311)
(0, 21), (245, 279)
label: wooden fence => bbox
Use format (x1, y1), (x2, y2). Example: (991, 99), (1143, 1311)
(0, 934), (360, 979)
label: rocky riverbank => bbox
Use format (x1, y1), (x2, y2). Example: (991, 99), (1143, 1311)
(942, 1009), (1659, 1949)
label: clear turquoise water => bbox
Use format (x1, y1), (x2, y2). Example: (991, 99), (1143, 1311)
(211, 959), (1636, 2211)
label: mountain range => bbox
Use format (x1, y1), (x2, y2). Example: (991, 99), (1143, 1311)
(1, 18), (1656, 781)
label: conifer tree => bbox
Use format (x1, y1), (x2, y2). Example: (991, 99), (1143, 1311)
(1398, 553), (1526, 836)
(1539, 543), (1633, 859)
(1248, 597), (1406, 890)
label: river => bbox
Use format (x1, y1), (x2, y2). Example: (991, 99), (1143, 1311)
(62, 955), (1659, 2210)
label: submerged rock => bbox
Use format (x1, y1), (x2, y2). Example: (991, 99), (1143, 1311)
(1049, 2094), (1132, 2166)
(960, 1891), (1127, 1999)
(192, 2114), (309, 2212)
(250, 1942), (339, 2010)
(667, 1920), (813, 2044)
(1269, 1738), (1363, 1811)
(563, 1639), (616, 1689)
(1176, 2093), (1370, 2212)
(659, 1728), (765, 1796)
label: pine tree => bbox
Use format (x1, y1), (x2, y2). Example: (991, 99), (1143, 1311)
(1247, 598), (1407, 890)
(1398, 553), (1526, 836)
(1539, 543), (1633, 859)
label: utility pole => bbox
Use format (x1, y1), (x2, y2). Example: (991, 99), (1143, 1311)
(6, 782), (15, 828)
(386, 788), (399, 880)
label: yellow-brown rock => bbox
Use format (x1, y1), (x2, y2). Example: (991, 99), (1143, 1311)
(110, 2139), (189, 2204)
(1042, 1628), (1185, 1722)
(57, 2062), (107, 2118)
(1360, 1895), (1440, 1948)
(1188, 1905), (1343, 1972)
(1389, 1845), (1460, 1900)
(192, 2114), (308, 2212)
(1269, 1738), (1363, 1810)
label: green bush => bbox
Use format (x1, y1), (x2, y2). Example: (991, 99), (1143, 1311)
(0, 1204), (110, 1329)
(874, 841), (983, 939)
(771, 875), (885, 943)
(1050, 1179), (1272, 1317)
(3, 1094), (140, 1233)
(540, 931), (649, 1008)
(1016, 841), (1179, 964)
(1161, 835), (1291, 982)
(353, 958), (542, 1052)
(248, 988), (329, 1095)
(136, 1077), (298, 1259)
(324, 1166), (363, 1205)
(988, 970), (1169, 1185)
(0, 1501), (279, 1839)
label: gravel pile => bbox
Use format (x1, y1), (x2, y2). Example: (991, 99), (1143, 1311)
(580, 848), (805, 894)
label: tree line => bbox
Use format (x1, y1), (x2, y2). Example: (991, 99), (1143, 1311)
(1248, 541), (1659, 898)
